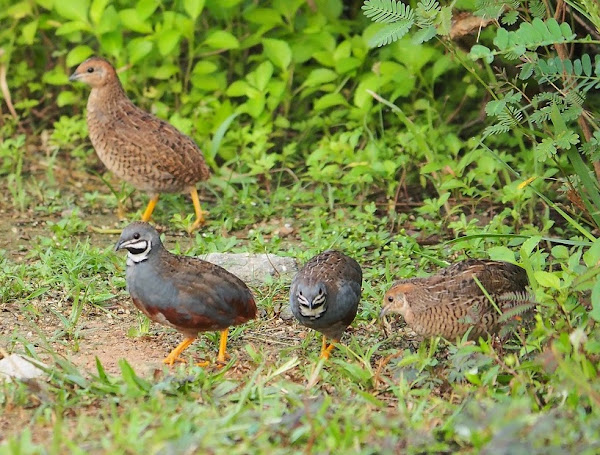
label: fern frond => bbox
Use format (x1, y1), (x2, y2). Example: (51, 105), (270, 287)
(565, 90), (585, 107)
(498, 302), (536, 324)
(561, 105), (584, 122)
(416, 0), (440, 27)
(531, 91), (561, 108)
(530, 107), (552, 126)
(475, 0), (517, 20)
(529, 0), (546, 18)
(501, 10), (518, 26)
(362, 0), (412, 24)
(368, 18), (415, 47)
(483, 123), (511, 136)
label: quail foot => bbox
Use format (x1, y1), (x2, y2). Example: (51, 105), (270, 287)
(380, 259), (532, 340)
(70, 57), (210, 232)
(115, 222), (257, 365)
(290, 250), (362, 359)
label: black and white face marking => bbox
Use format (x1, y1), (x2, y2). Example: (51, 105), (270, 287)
(297, 284), (327, 319)
(117, 232), (152, 265)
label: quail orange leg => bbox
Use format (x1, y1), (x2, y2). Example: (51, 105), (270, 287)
(163, 337), (195, 365)
(217, 328), (230, 364)
(141, 194), (160, 222)
(188, 186), (209, 232)
(319, 336), (338, 359)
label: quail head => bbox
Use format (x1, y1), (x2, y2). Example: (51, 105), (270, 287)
(289, 250), (362, 359)
(70, 57), (210, 232)
(115, 222), (257, 365)
(380, 259), (531, 340)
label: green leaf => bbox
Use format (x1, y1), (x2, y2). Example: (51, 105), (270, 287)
(314, 93), (347, 110)
(191, 73), (225, 91)
(204, 30), (240, 49)
(469, 45), (494, 64)
(57, 91), (79, 107)
(118, 8), (153, 34)
(591, 278), (600, 322)
(55, 21), (92, 35)
(583, 239), (600, 267)
(487, 246), (517, 262)
(156, 29), (181, 56)
(303, 68), (338, 88)
(354, 74), (380, 109)
(368, 20), (413, 48)
(185, 0), (205, 19)
(581, 54), (592, 76)
(127, 39), (153, 64)
(66, 45), (94, 67)
(210, 113), (239, 161)
(534, 271), (561, 289)
(244, 7), (282, 25)
(20, 20), (38, 45)
(151, 64), (179, 79)
(412, 26), (436, 44)
(263, 38), (292, 70)
(54, 0), (90, 23)
(316, 0), (342, 20)
(248, 61), (273, 91)
(136, 0), (159, 20)
(42, 67), (69, 85)
(362, 0), (412, 23)
(520, 235), (542, 257)
(99, 31), (123, 55)
(90, 0), (110, 25)
(226, 80), (251, 97)
(193, 61), (218, 75)
(244, 95), (266, 118)
(7, 1), (32, 19)
(335, 57), (361, 74)
(96, 5), (120, 34)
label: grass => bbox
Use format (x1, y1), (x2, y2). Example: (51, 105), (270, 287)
(1, 21), (600, 452)
(1, 151), (599, 453)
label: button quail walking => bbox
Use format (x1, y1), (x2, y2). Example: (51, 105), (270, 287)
(289, 250), (362, 359)
(115, 222), (257, 365)
(70, 57), (210, 231)
(380, 259), (531, 340)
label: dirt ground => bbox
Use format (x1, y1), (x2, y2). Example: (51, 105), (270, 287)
(0, 184), (389, 378)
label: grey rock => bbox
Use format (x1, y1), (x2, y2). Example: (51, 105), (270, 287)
(201, 253), (298, 286)
(0, 354), (47, 382)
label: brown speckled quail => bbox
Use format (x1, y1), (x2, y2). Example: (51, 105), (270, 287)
(380, 259), (531, 340)
(289, 250), (362, 359)
(69, 57), (210, 231)
(115, 222), (256, 365)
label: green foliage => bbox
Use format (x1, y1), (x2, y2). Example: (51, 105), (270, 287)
(1, 0), (600, 452)
(362, 0), (447, 47)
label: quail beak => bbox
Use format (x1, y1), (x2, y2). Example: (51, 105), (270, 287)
(68, 72), (80, 82)
(114, 238), (127, 251)
(379, 305), (391, 319)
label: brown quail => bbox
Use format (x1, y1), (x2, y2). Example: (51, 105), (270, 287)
(380, 259), (531, 340)
(70, 57), (210, 231)
(115, 222), (257, 365)
(289, 250), (362, 359)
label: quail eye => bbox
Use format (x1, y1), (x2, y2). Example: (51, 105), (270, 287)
(318, 288), (323, 295)
(87, 67), (95, 73)
(298, 290), (303, 296)
(387, 296), (394, 302)
(133, 232), (140, 239)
